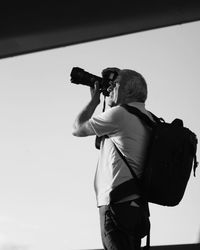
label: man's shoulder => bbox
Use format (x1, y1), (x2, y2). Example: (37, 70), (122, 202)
(121, 103), (155, 122)
(105, 105), (125, 114)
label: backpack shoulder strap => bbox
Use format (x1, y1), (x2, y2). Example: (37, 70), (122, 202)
(112, 141), (139, 181)
(121, 104), (163, 127)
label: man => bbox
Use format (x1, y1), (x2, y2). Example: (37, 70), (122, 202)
(72, 68), (152, 250)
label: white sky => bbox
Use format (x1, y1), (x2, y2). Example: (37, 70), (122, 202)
(0, 21), (199, 250)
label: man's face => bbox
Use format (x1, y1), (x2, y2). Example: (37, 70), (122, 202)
(107, 74), (124, 107)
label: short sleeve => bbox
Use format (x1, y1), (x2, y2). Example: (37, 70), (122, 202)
(89, 106), (123, 137)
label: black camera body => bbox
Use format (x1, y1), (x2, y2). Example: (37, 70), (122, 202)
(70, 67), (118, 96)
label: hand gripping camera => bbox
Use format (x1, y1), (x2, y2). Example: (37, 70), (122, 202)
(70, 67), (118, 96)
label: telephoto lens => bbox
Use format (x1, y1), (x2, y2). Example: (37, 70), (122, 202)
(70, 67), (118, 96)
(70, 67), (102, 88)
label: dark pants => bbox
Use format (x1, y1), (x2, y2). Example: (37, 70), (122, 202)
(99, 201), (150, 250)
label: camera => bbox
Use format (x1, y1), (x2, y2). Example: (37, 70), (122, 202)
(70, 67), (118, 96)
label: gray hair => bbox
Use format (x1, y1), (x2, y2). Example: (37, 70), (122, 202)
(120, 69), (148, 102)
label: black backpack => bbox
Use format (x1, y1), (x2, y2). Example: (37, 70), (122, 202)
(111, 104), (198, 207)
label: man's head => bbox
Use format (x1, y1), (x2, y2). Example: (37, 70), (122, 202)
(106, 68), (148, 107)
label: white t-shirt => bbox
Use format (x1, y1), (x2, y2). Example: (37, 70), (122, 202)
(89, 102), (153, 207)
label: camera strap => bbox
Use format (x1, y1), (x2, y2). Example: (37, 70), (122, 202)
(102, 95), (106, 112)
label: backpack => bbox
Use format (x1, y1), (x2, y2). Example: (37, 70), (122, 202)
(111, 104), (198, 207)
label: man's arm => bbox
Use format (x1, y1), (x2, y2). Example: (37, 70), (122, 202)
(72, 82), (100, 137)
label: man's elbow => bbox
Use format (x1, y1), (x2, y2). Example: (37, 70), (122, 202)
(72, 128), (87, 137)
(72, 130), (78, 137)
(72, 122), (95, 137)
(72, 128), (82, 137)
